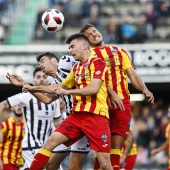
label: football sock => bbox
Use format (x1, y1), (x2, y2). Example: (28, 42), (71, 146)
(110, 149), (121, 170)
(29, 148), (51, 170)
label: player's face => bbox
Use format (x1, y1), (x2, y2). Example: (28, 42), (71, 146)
(39, 56), (53, 75)
(83, 27), (103, 47)
(12, 106), (22, 115)
(33, 71), (49, 86)
(68, 39), (84, 61)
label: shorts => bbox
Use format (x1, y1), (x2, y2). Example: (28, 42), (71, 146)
(3, 163), (19, 170)
(109, 98), (131, 139)
(53, 136), (90, 153)
(55, 111), (111, 152)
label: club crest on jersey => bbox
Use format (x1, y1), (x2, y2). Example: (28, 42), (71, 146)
(84, 62), (90, 67)
(101, 135), (108, 142)
(95, 70), (101, 75)
(111, 49), (118, 53)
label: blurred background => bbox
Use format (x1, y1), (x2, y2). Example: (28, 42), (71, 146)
(0, 0), (170, 169)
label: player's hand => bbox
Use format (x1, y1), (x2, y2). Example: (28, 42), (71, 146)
(109, 92), (125, 110)
(120, 154), (127, 165)
(22, 84), (32, 93)
(150, 149), (159, 156)
(143, 88), (154, 104)
(55, 87), (70, 95)
(6, 73), (25, 86)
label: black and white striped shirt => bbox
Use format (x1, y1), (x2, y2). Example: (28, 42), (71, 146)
(54, 55), (77, 116)
(7, 92), (61, 150)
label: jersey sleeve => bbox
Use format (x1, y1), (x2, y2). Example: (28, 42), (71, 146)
(7, 92), (30, 108)
(120, 48), (135, 70)
(90, 58), (107, 81)
(62, 68), (76, 89)
(53, 99), (61, 119)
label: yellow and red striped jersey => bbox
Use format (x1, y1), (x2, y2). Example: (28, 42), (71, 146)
(90, 45), (134, 100)
(62, 56), (109, 118)
(0, 117), (25, 167)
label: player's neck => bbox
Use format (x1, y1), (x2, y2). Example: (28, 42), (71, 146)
(13, 116), (23, 124)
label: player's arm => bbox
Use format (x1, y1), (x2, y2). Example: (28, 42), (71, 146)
(22, 83), (62, 94)
(126, 68), (154, 104)
(56, 78), (102, 96)
(120, 131), (135, 164)
(151, 140), (168, 156)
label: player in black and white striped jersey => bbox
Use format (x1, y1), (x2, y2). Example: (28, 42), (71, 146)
(4, 67), (61, 170)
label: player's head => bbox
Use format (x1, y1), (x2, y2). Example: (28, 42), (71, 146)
(11, 106), (22, 117)
(65, 33), (90, 61)
(36, 52), (59, 76)
(33, 67), (49, 86)
(80, 23), (103, 47)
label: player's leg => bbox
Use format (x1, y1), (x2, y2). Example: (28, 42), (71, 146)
(29, 132), (70, 170)
(96, 152), (112, 170)
(68, 152), (88, 170)
(68, 136), (90, 170)
(45, 152), (70, 170)
(109, 99), (131, 170)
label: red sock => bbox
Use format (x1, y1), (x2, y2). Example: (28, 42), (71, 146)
(110, 149), (121, 170)
(94, 157), (101, 170)
(29, 148), (51, 170)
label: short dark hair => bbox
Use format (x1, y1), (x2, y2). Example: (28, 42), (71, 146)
(65, 33), (90, 44)
(80, 23), (94, 33)
(33, 67), (42, 77)
(36, 52), (59, 62)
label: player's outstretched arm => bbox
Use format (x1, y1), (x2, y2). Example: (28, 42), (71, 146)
(120, 131), (135, 164)
(55, 79), (102, 96)
(126, 68), (154, 104)
(22, 83), (62, 94)
(6, 73), (25, 86)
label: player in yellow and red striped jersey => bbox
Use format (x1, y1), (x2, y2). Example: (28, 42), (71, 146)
(120, 129), (138, 170)
(151, 106), (170, 170)
(29, 33), (113, 170)
(81, 24), (154, 170)
(0, 106), (25, 170)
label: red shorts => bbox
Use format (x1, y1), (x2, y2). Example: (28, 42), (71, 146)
(55, 111), (111, 152)
(124, 155), (137, 170)
(3, 163), (19, 170)
(109, 98), (131, 139)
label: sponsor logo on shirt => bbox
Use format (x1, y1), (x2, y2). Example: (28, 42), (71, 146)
(111, 49), (118, 53)
(95, 71), (101, 75)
